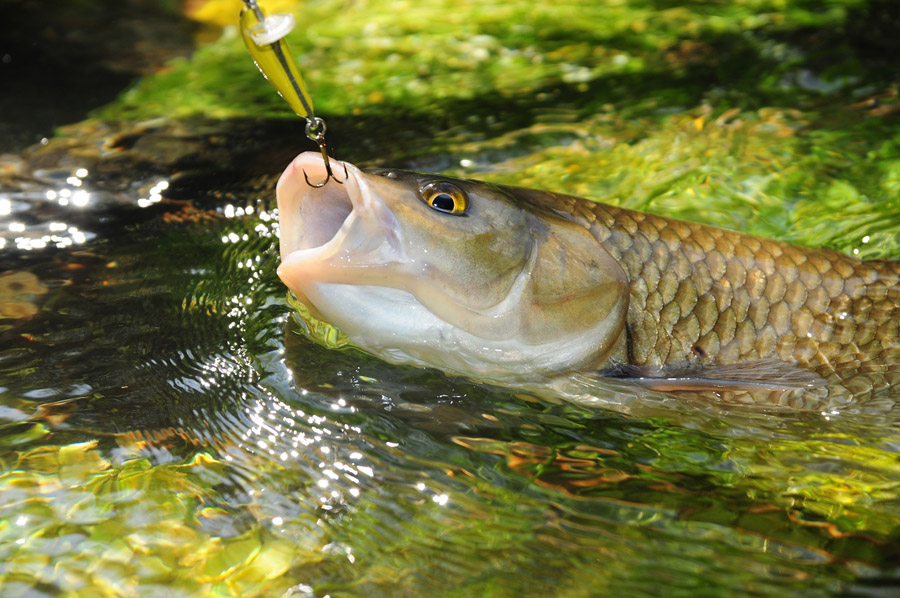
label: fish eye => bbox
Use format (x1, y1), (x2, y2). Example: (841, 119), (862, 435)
(420, 181), (468, 215)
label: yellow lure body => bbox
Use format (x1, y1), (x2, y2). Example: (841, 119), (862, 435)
(239, 5), (315, 118)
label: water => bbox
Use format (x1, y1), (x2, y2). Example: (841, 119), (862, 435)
(0, 0), (194, 153)
(2, 1), (900, 597)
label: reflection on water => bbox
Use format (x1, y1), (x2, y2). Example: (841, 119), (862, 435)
(2, 4), (900, 595)
(1, 180), (898, 596)
(0, 166), (95, 252)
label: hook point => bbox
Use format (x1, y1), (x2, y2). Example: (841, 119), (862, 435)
(303, 144), (349, 188)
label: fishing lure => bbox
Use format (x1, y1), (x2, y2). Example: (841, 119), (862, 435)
(239, 0), (347, 187)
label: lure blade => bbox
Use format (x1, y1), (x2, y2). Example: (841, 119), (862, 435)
(239, 6), (314, 118)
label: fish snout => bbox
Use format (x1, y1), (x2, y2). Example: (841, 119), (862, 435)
(275, 152), (400, 292)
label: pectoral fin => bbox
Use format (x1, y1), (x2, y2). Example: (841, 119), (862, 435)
(601, 360), (824, 393)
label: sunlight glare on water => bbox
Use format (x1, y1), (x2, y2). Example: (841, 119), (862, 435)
(1, 0), (900, 596)
(0, 180), (899, 596)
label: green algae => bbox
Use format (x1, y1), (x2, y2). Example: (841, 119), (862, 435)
(448, 106), (900, 259)
(5, 411), (900, 597)
(4, 1), (900, 597)
(94, 0), (899, 261)
(0, 442), (323, 598)
(286, 292), (355, 351)
(99, 0), (882, 122)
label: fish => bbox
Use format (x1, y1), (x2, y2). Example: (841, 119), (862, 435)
(276, 152), (900, 411)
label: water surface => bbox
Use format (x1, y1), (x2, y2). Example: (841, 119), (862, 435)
(1, 1), (899, 596)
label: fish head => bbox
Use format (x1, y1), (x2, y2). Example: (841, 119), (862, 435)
(276, 152), (628, 382)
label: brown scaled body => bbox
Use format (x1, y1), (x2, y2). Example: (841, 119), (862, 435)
(513, 187), (900, 409)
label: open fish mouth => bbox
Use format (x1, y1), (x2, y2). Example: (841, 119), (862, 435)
(273, 153), (636, 384)
(275, 152), (400, 284)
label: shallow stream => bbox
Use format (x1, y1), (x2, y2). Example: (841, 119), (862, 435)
(1, 1), (899, 596)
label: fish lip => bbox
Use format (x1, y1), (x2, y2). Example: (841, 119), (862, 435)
(275, 152), (399, 280)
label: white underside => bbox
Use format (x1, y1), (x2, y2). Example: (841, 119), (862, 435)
(303, 281), (605, 382)
(276, 153), (615, 383)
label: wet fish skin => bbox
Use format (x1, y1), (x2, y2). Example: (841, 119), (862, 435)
(277, 156), (630, 382)
(277, 153), (900, 410)
(512, 185), (900, 408)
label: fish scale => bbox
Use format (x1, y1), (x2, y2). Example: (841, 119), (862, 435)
(570, 200), (900, 408)
(277, 157), (899, 411)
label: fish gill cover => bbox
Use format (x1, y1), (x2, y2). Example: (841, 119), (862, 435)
(0, 1), (899, 597)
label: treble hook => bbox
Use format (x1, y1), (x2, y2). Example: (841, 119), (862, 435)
(237, 2), (346, 188)
(303, 117), (348, 188)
